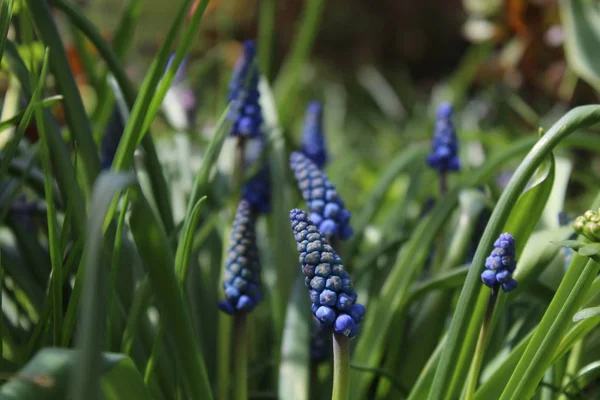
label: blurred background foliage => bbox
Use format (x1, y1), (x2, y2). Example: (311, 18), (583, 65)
(64, 0), (600, 215)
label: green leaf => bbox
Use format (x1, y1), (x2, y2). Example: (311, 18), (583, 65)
(128, 187), (213, 400)
(26, 0), (100, 189)
(498, 255), (600, 400)
(278, 275), (310, 400)
(175, 196), (207, 286)
(344, 144), (428, 261)
(32, 49), (63, 345)
(4, 40), (88, 239)
(560, 0), (600, 93)
(0, 348), (150, 399)
(53, 0), (175, 234)
(274, 0), (326, 127)
(110, 0), (203, 172)
(0, 0), (14, 65)
(71, 172), (136, 400)
(573, 306), (600, 322)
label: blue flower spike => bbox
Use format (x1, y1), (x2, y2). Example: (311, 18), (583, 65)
(289, 152), (353, 241)
(219, 200), (263, 315)
(481, 233), (518, 293)
(301, 101), (328, 169)
(427, 102), (461, 174)
(227, 40), (263, 138)
(289, 208), (365, 338)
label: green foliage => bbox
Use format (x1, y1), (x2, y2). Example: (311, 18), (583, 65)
(1, 1), (600, 400)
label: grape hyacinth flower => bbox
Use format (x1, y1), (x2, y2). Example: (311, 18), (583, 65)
(301, 101), (328, 169)
(289, 208), (365, 338)
(427, 102), (461, 174)
(574, 208), (600, 242)
(218, 200), (263, 315)
(481, 233), (518, 292)
(227, 40), (263, 138)
(289, 152), (353, 241)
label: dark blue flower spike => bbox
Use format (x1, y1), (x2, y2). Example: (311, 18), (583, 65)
(227, 40), (263, 138)
(289, 152), (353, 241)
(301, 101), (328, 169)
(219, 200), (263, 315)
(481, 233), (518, 292)
(289, 208), (365, 338)
(427, 102), (461, 174)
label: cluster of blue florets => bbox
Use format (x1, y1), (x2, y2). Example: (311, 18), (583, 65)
(301, 101), (328, 169)
(289, 152), (353, 240)
(227, 40), (263, 138)
(427, 102), (461, 173)
(218, 200), (263, 314)
(289, 209), (365, 338)
(481, 233), (518, 292)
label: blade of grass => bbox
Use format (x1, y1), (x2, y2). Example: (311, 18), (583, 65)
(175, 197), (207, 285)
(33, 49), (64, 345)
(186, 105), (232, 214)
(139, 0), (209, 136)
(53, 0), (175, 234)
(0, 0), (14, 65)
(26, 0), (100, 190)
(499, 254), (600, 400)
(107, 191), (130, 352)
(0, 95), (63, 132)
(70, 171), (136, 400)
(110, 0), (199, 171)
(258, 0), (276, 80)
(91, 0), (143, 126)
(274, 0), (326, 127)
(4, 40), (88, 238)
(428, 105), (600, 400)
(344, 144), (428, 261)
(128, 187), (213, 400)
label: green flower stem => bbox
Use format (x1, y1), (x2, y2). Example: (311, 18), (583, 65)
(464, 285), (499, 400)
(234, 312), (248, 400)
(440, 171), (448, 196)
(234, 136), (247, 192)
(332, 333), (350, 400)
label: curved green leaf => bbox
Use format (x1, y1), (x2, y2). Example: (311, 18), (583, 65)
(0, 348), (150, 399)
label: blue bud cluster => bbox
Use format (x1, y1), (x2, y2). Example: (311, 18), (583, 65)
(242, 139), (271, 214)
(227, 40), (263, 138)
(301, 101), (328, 169)
(289, 209), (365, 338)
(218, 200), (263, 315)
(289, 152), (353, 240)
(481, 233), (518, 292)
(426, 102), (460, 173)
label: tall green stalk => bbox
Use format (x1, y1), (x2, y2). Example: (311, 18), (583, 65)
(233, 313), (248, 400)
(332, 333), (350, 400)
(463, 287), (499, 400)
